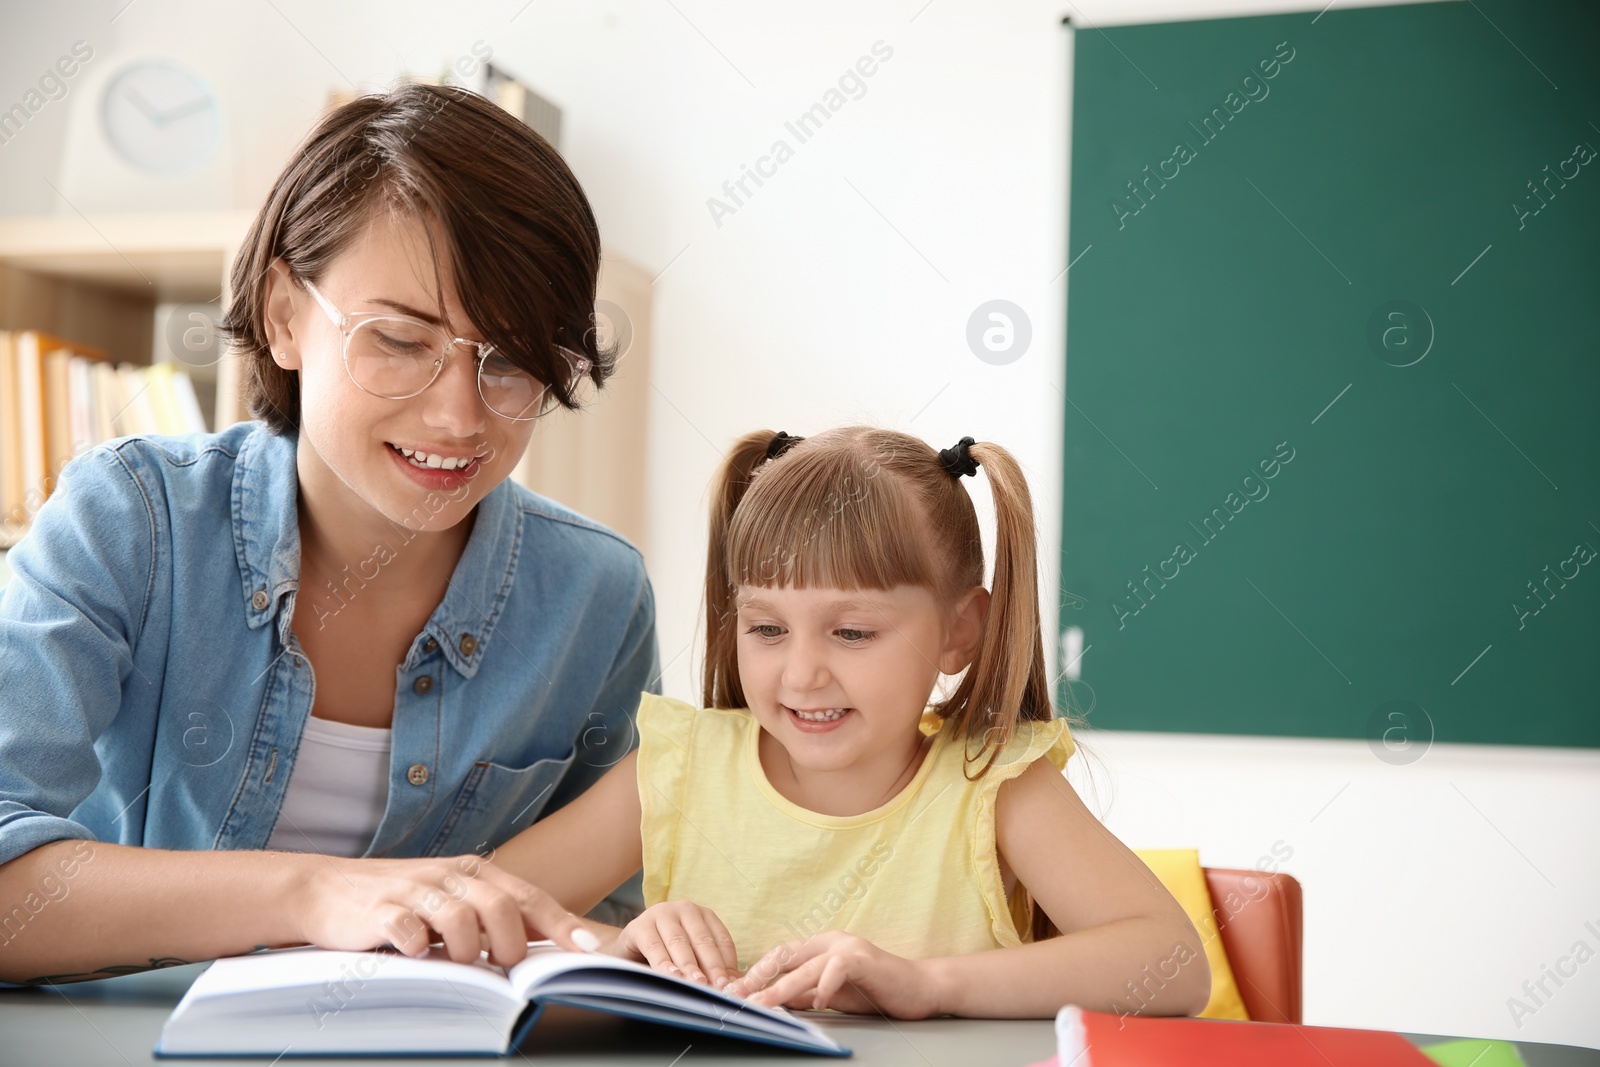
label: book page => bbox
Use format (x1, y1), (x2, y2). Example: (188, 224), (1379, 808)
(506, 942), (665, 997)
(507, 944), (821, 1039)
(191, 946), (513, 1001)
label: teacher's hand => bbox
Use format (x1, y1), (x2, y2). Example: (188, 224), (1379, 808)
(291, 852), (599, 968)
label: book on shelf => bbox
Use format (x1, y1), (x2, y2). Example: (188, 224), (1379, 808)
(1, 329), (209, 546)
(154, 942), (849, 1058)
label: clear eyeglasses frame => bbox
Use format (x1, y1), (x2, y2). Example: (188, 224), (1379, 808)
(300, 278), (590, 422)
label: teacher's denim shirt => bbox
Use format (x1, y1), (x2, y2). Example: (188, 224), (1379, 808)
(0, 422), (658, 910)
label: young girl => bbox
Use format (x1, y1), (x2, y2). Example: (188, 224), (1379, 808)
(497, 427), (1208, 1019)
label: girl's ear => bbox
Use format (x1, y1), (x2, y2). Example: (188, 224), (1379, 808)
(938, 586), (990, 674)
(262, 259), (305, 370)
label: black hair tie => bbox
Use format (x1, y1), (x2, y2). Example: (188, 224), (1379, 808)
(939, 436), (979, 478)
(766, 431), (801, 461)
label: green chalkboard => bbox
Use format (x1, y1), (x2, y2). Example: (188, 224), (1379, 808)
(1061, 0), (1599, 748)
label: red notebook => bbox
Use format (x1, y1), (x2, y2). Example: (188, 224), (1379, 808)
(1030, 1006), (1438, 1067)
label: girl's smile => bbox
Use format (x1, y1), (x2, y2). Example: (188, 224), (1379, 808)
(736, 583), (983, 817)
(782, 704), (854, 730)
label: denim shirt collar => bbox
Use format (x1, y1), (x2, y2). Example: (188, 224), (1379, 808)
(230, 426), (521, 679)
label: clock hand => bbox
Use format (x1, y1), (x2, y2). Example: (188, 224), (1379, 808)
(157, 96), (214, 124)
(122, 86), (164, 123)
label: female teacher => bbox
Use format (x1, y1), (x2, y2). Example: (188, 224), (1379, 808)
(0, 84), (656, 983)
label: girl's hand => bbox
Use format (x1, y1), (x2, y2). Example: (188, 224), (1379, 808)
(729, 932), (941, 1018)
(608, 900), (740, 988)
(293, 851), (599, 969)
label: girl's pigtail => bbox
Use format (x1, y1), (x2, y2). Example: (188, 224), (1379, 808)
(701, 430), (796, 708)
(955, 442), (1054, 757)
(966, 442), (1061, 942)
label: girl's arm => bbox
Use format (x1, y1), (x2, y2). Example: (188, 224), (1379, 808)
(490, 751), (742, 987)
(735, 757), (1210, 1018)
(488, 750), (644, 916)
(925, 756), (1210, 1017)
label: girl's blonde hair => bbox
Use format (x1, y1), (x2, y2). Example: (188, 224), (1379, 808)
(701, 426), (1055, 769)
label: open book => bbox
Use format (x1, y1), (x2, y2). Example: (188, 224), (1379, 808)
(155, 943), (849, 1058)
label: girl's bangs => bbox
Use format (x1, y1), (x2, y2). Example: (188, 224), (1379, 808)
(724, 451), (941, 594)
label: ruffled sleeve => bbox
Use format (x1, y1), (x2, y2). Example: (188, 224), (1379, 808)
(968, 717), (1074, 946)
(635, 692), (700, 907)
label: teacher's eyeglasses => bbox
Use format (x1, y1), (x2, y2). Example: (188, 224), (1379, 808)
(302, 279), (589, 422)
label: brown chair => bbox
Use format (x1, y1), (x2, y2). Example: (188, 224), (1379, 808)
(1204, 867), (1304, 1024)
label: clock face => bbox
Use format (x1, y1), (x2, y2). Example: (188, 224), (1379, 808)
(100, 60), (221, 175)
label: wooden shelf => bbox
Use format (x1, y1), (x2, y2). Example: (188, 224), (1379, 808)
(0, 211), (251, 304)
(0, 212), (249, 370)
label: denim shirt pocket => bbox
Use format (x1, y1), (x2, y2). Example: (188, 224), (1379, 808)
(426, 747), (576, 857)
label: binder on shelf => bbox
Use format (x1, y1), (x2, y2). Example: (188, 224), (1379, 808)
(1, 329), (207, 547)
(0, 333), (21, 534)
(2, 331), (106, 544)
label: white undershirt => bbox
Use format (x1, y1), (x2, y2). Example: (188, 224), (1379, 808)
(264, 715), (392, 858)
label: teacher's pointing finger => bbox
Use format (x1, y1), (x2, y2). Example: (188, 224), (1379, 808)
(472, 858), (601, 959)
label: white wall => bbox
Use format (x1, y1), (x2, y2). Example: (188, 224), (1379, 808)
(1075, 731), (1600, 1046)
(2, 0), (1596, 1049)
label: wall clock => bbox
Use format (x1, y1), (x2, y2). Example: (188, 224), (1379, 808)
(100, 60), (221, 174)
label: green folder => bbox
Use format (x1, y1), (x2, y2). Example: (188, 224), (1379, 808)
(1420, 1038), (1527, 1067)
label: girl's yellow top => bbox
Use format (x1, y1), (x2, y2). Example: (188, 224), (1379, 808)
(635, 693), (1074, 970)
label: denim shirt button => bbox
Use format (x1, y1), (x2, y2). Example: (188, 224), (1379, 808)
(413, 675), (434, 695)
(423, 636), (439, 653)
(251, 588), (269, 611)
(406, 763), (430, 786)
(459, 633), (478, 657)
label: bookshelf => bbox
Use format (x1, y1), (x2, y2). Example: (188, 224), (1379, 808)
(0, 209), (249, 420)
(0, 211), (248, 549)
(0, 212), (653, 560)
